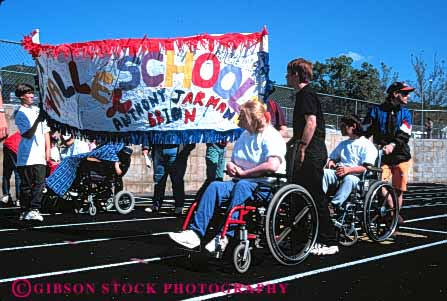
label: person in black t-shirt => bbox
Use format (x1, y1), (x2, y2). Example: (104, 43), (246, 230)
(286, 58), (338, 256)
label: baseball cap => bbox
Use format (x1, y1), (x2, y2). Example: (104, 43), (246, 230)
(386, 82), (415, 94)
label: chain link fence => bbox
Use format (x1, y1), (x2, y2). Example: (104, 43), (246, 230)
(0, 39), (37, 103)
(275, 86), (447, 139)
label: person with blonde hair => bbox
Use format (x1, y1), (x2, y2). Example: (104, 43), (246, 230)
(169, 99), (286, 254)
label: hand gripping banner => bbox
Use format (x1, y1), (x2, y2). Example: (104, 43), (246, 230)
(22, 29), (270, 145)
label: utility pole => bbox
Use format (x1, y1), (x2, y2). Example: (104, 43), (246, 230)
(421, 84), (424, 132)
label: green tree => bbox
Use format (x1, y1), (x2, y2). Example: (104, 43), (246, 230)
(313, 56), (392, 103)
(379, 62), (399, 93)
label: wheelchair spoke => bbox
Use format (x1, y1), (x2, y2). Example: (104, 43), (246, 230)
(275, 206), (310, 243)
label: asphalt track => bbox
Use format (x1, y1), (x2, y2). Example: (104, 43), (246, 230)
(0, 183), (445, 301)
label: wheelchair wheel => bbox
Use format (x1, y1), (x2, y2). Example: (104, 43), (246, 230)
(266, 184), (319, 266)
(336, 223), (359, 247)
(104, 197), (114, 211)
(233, 243), (251, 274)
(363, 181), (399, 242)
(114, 191), (135, 214)
(88, 204), (97, 216)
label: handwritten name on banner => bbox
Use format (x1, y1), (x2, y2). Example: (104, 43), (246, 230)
(22, 29), (270, 144)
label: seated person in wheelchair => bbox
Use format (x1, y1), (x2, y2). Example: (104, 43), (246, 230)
(168, 99), (286, 254)
(46, 142), (132, 199)
(323, 114), (377, 208)
(77, 144), (132, 191)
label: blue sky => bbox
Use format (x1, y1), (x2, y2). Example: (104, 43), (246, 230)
(1, 0), (446, 85)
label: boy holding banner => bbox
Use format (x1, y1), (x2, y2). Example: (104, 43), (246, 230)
(14, 84), (50, 222)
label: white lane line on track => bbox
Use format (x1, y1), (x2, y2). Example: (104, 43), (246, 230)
(0, 232), (170, 252)
(403, 203), (447, 209)
(0, 254), (184, 284)
(181, 239), (447, 301)
(0, 217), (176, 233)
(399, 226), (447, 235)
(404, 214), (447, 223)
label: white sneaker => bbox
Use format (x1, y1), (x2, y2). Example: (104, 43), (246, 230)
(144, 207), (153, 213)
(205, 235), (229, 254)
(15, 200), (20, 207)
(310, 243), (339, 256)
(1, 195), (9, 204)
(168, 230), (201, 249)
(24, 209), (44, 222)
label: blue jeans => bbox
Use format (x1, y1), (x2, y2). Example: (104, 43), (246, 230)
(323, 169), (360, 206)
(196, 143), (226, 198)
(189, 179), (267, 237)
(152, 145), (180, 208)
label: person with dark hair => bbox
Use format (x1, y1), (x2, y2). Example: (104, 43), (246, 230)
(323, 115), (377, 208)
(0, 74), (8, 139)
(286, 57), (338, 256)
(14, 84), (50, 222)
(363, 81), (414, 224)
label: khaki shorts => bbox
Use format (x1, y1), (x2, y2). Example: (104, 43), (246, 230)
(381, 161), (410, 192)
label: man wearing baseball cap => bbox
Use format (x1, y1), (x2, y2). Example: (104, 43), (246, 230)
(363, 81), (415, 225)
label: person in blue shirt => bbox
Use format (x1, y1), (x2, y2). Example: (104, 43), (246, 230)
(363, 81), (414, 224)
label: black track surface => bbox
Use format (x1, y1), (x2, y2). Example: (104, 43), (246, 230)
(0, 183), (445, 301)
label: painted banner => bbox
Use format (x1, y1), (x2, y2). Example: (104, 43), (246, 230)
(22, 29), (270, 144)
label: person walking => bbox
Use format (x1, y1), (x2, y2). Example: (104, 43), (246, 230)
(286, 58), (338, 256)
(363, 81), (414, 225)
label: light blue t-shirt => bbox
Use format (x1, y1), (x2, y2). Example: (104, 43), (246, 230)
(60, 139), (90, 159)
(231, 125), (286, 175)
(329, 136), (378, 172)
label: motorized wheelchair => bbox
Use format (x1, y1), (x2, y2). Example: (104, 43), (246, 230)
(181, 140), (319, 273)
(42, 146), (135, 216)
(328, 150), (399, 246)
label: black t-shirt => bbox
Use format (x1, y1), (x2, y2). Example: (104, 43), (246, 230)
(292, 85), (327, 162)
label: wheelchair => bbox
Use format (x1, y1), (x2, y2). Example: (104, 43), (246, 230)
(42, 147), (135, 216)
(329, 151), (399, 246)
(182, 174), (319, 274)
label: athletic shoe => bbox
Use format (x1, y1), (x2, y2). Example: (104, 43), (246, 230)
(310, 243), (339, 256)
(205, 235), (229, 254)
(168, 230), (201, 249)
(1, 195), (9, 204)
(145, 205), (159, 213)
(24, 209), (44, 222)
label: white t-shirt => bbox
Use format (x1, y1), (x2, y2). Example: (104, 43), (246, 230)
(15, 105), (50, 166)
(60, 139), (90, 159)
(231, 125), (286, 176)
(329, 136), (377, 171)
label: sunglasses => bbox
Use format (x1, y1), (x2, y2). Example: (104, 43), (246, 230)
(400, 91), (410, 96)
